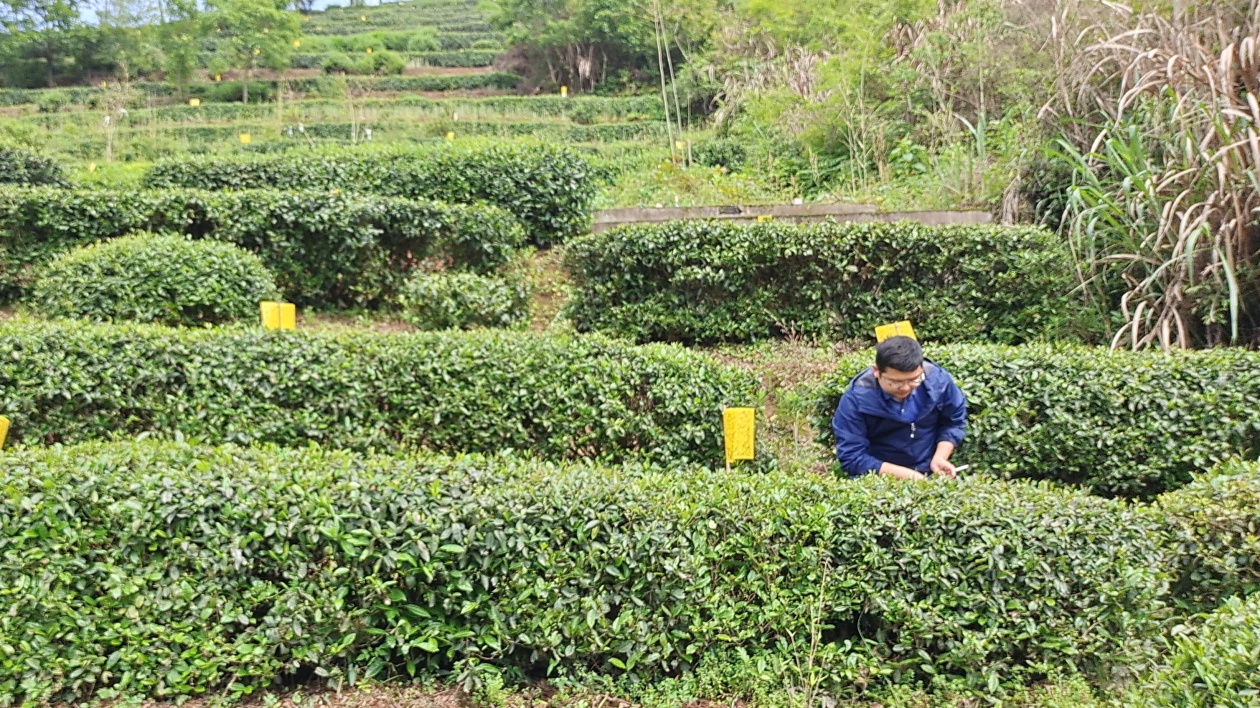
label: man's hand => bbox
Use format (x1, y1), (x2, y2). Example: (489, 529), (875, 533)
(931, 455), (957, 480)
(879, 462), (927, 481)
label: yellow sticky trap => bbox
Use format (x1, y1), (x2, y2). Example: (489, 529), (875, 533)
(292, 39), (301, 47)
(755, 214), (774, 222)
(214, 73), (222, 81)
(0, 416), (9, 449)
(875, 320), (917, 343)
(260, 301), (295, 330)
(445, 131), (455, 141)
(188, 98), (201, 107)
(366, 47), (374, 54)
(360, 14), (366, 20)
(239, 133), (252, 144)
(675, 140), (685, 151)
(560, 85), (568, 97)
(87, 162), (97, 172)
(723, 407), (755, 465)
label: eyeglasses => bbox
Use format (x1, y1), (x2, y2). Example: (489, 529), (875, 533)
(880, 372), (925, 390)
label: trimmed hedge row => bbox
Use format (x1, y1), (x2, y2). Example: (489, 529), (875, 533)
(31, 233), (279, 327)
(0, 441), (1168, 704)
(134, 120), (663, 145)
(143, 142), (597, 244)
(0, 146), (65, 186)
(0, 187), (523, 307)
(0, 321), (754, 465)
(0, 73), (522, 108)
(1154, 460), (1260, 613)
(564, 221), (1095, 345)
(813, 345), (1260, 497)
(415, 50), (498, 67)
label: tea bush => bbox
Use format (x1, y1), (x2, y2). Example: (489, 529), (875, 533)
(0, 187), (524, 307)
(813, 345), (1260, 497)
(30, 232), (278, 327)
(415, 50), (497, 67)
(1154, 460), (1260, 612)
(0, 441), (1168, 704)
(399, 270), (530, 330)
(565, 221), (1094, 344)
(0, 145), (66, 186)
(1124, 593), (1260, 707)
(0, 321), (752, 465)
(143, 142), (597, 244)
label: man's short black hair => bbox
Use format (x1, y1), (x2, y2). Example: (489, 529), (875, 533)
(875, 336), (923, 372)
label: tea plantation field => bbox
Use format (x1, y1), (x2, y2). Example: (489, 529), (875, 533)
(1, 2), (1258, 706)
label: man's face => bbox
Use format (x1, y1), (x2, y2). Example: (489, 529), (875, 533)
(874, 366), (925, 402)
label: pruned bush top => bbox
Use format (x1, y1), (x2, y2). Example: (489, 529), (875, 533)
(142, 142), (597, 245)
(0, 145), (65, 186)
(399, 270), (530, 330)
(0, 441), (1168, 704)
(1124, 592), (1260, 707)
(31, 232), (278, 327)
(564, 220), (1095, 344)
(0, 187), (524, 307)
(1153, 460), (1260, 612)
(0, 321), (754, 465)
(813, 345), (1260, 497)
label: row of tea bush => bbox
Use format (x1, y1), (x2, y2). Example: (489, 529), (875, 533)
(1, 442), (1254, 705)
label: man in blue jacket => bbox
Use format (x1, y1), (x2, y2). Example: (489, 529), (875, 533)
(831, 336), (967, 481)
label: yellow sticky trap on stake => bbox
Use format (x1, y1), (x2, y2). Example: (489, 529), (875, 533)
(723, 407), (755, 469)
(675, 140), (685, 151)
(756, 214), (774, 222)
(560, 85), (568, 97)
(293, 39), (301, 47)
(87, 162), (97, 172)
(0, 416), (9, 449)
(875, 320), (917, 343)
(445, 131), (455, 141)
(260, 301), (296, 330)
(366, 47), (374, 54)
(188, 98), (201, 107)
(214, 73), (222, 82)
(239, 133), (252, 144)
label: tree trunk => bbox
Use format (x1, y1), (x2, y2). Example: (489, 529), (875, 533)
(243, 65), (250, 104)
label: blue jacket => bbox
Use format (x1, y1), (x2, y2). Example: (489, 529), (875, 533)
(831, 361), (967, 478)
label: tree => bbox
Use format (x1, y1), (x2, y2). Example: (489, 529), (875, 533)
(156, 0), (199, 96)
(0, 0), (84, 86)
(204, 0), (301, 103)
(489, 0), (718, 92)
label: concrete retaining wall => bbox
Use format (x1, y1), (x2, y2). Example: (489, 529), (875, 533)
(591, 203), (994, 233)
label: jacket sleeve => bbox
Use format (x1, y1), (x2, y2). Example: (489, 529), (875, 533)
(832, 393), (883, 478)
(935, 375), (968, 447)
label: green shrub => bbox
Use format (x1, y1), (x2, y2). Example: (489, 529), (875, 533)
(322, 51), (356, 73)
(1154, 460), (1260, 612)
(29, 232), (278, 327)
(415, 50), (497, 67)
(0, 187), (524, 307)
(1125, 593), (1260, 707)
(0, 145), (66, 186)
(0, 440), (1168, 704)
(565, 221), (1095, 345)
(692, 137), (748, 171)
(143, 142), (596, 245)
(399, 270), (530, 330)
(0, 321), (752, 464)
(406, 30), (442, 52)
(812, 345), (1260, 498)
